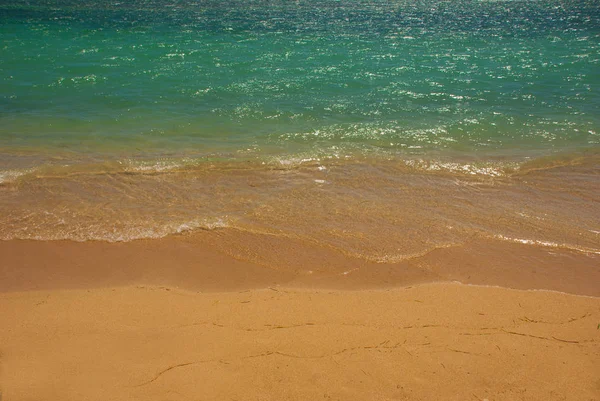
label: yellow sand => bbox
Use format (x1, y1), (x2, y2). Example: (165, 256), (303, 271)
(1, 283), (598, 401)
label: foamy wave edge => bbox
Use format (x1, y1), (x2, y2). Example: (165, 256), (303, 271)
(0, 169), (33, 184)
(494, 235), (600, 255)
(0, 217), (231, 243)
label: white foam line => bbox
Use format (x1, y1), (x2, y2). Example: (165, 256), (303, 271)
(0, 169), (31, 184)
(494, 234), (600, 255)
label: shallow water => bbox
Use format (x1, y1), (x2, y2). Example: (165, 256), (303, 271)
(0, 0), (599, 264)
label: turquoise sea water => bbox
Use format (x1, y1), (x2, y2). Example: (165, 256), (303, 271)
(0, 0), (599, 261)
(1, 0), (599, 160)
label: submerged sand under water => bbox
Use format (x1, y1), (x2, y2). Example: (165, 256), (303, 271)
(0, 151), (598, 296)
(1, 151), (598, 269)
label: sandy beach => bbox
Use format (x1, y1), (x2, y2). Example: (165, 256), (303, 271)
(0, 283), (598, 401)
(2, 0), (599, 399)
(0, 235), (599, 401)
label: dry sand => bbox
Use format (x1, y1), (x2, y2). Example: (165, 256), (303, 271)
(0, 234), (599, 400)
(0, 284), (599, 401)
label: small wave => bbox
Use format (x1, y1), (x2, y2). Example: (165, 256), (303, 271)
(493, 235), (600, 255)
(514, 149), (600, 176)
(122, 159), (189, 173)
(0, 217), (231, 243)
(171, 217), (229, 234)
(0, 158), (202, 182)
(403, 159), (515, 177)
(332, 242), (465, 264)
(0, 169), (32, 184)
(273, 156), (322, 168)
(104, 217), (231, 242)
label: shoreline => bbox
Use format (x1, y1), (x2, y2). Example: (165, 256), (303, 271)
(1, 228), (598, 296)
(2, 152), (598, 254)
(1, 227), (598, 401)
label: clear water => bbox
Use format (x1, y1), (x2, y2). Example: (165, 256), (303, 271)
(2, 0), (598, 159)
(0, 0), (599, 262)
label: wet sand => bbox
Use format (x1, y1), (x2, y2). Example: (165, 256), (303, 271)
(0, 233), (599, 400)
(1, 229), (598, 295)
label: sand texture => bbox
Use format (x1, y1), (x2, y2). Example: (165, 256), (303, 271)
(0, 283), (598, 401)
(1, 235), (599, 296)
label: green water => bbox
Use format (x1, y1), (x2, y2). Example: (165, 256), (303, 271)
(1, 0), (599, 164)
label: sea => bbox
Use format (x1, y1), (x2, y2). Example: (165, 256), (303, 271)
(1, 0), (599, 264)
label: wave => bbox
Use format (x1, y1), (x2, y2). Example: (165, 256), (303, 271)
(1, 146), (597, 184)
(513, 148), (600, 176)
(1, 148), (597, 262)
(0, 169), (33, 184)
(492, 235), (600, 256)
(0, 216), (231, 243)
